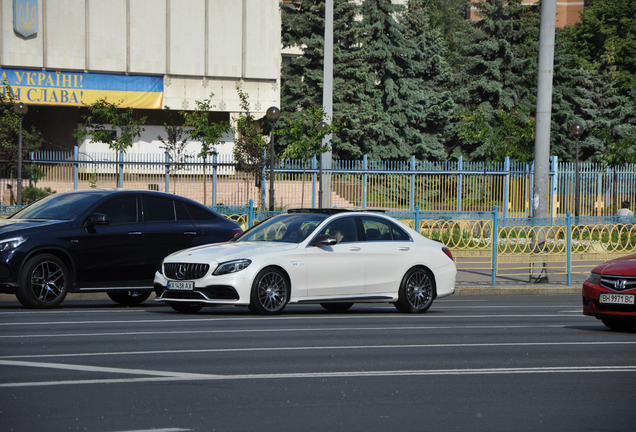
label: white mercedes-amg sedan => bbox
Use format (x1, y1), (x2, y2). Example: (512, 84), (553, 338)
(153, 209), (456, 314)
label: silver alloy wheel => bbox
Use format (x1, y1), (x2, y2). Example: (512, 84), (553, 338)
(30, 260), (66, 304)
(405, 269), (433, 309)
(254, 269), (288, 313)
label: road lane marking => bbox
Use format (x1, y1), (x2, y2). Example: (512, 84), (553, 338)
(0, 323), (592, 339)
(0, 313), (585, 327)
(1, 359), (635, 388)
(2, 341), (635, 360)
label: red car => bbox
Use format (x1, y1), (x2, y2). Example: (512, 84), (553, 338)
(583, 253), (636, 331)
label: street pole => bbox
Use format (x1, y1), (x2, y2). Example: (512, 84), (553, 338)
(266, 106), (281, 212)
(570, 123), (584, 218)
(13, 102), (28, 206)
(530, 0), (556, 283)
(316, 122), (327, 208)
(321, 0), (333, 209)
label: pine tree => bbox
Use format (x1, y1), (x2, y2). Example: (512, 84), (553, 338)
(359, 0), (455, 160)
(281, 0), (369, 159)
(560, 0), (636, 95)
(450, 0), (540, 160)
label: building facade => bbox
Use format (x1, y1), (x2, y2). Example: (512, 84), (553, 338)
(3, 0), (281, 157)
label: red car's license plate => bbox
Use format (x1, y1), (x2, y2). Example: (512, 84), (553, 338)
(599, 294), (635, 305)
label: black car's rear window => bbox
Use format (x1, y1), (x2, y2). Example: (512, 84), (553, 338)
(10, 193), (104, 220)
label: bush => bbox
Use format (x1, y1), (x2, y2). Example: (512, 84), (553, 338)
(22, 186), (55, 205)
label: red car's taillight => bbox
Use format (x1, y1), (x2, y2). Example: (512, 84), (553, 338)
(442, 247), (454, 261)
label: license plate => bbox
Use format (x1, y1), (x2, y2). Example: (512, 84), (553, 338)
(168, 281), (194, 290)
(599, 294), (635, 305)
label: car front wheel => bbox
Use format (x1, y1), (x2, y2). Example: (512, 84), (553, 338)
(16, 254), (70, 309)
(601, 318), (636, 332)
(249, 267), (289, 315)
(394, 267), (435, 313)
(107, 291), (151, 306)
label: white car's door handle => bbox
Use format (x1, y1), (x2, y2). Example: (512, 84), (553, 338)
(349, 247), (361, 251)
(399, 247), (410, 251)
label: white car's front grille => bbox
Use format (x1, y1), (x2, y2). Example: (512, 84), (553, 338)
(164, 263), (210, 280)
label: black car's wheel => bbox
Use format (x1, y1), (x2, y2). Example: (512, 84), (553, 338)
(169, 302), (204, 314)
(320, 302), (354, 312)
(394, 267), (435, 314)
(601, 318), (636, 332)
(248, 267), (289, 315)
(16, 254), (70, 309)
(107, 291), (151, 306)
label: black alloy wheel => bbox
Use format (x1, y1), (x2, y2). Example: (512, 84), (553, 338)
(394, 267), (435, 313)
(248, 267), (289, 315)
(16, 254), (70, 309)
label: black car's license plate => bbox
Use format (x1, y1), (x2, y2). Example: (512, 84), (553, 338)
(168, 281), (194, 290)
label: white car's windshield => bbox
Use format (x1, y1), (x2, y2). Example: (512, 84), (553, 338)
(237, 213), (329, 243)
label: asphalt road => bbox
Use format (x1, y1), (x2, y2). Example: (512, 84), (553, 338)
(1, 294), (635, 432)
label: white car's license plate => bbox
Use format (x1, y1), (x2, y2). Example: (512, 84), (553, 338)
(599, 294), (635, 305)
(168, 281), (194, 290)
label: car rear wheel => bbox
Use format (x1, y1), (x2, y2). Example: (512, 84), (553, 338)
(16, 254), (70, 309)
(107, 291), (151, 306)
(601, 318), (636, 332)
(320, 302), (354, 312)
(248, 267), (289, 315)
(169, 302), (204, 314)
(394, 267), (435, 313)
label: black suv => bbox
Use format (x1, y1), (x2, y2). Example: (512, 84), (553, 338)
(0, 189), (242, 308)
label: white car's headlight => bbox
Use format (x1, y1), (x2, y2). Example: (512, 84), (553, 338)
(0, 236), (27, 252)
(586, 272), (600, 284)
(213, 259), (252, 276)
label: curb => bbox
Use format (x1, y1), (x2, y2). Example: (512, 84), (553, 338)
(454, 285), (580, 295)
(0, 284), (581, 304)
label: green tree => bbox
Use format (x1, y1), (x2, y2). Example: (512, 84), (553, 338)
(74, 98), (146, 154)
(570, 52), (636, 162)
(281, 0), (369, 159)
(418, 0), (471, 56)
(359, 0), (455, 160)
(449, 0), (539, 160)
(181, 94), (232, 159)
(277, 105), (339, 207)
(457, 107), (535, 164)
(560, 0), (636, 94)
(74, 98), (146, 187)
(233, 87), (270, 208)
(158, 107), (191, 194)
(181, 94), (233, 205)
(0, 81), (43, 176)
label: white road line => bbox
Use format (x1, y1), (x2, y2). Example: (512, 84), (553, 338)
(0, 313), (584, 327)
(0, 323), (588, 339)
(2, 341), (635, 360)
(111, 429), (191, 432)
(1, 359), (635, 388)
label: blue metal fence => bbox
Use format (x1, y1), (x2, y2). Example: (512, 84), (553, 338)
(10, 147), (636, 217)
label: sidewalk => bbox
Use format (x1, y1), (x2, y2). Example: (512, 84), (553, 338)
(454, 267), (583, 295)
